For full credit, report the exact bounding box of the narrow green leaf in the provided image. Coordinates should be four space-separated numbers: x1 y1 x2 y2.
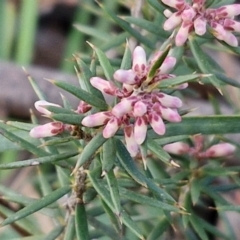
188 36 222 90
87 171 145 239
123 17 166 35
146 138 172 165
148 115 240 138
182 192 191 228
6 121 36 131
76 58 104 99
190 215 209 240
147 0 166 13
63 215 76 240
51 113 84 125
0 205 41 236
190 178 201 205
75 203 90 240
88 215 120 240
74 23 108 41
0 151 78 169
45 225 64 240
120 42 132 70
214 71 240 88
102 138 116 172
147 45 171 80
119 188 179 212
74 133 107 170
216 205 240 212
147 217 170 240
25 68 47 100
83 188 97 203
0 134 22 152
51 80 108 110
0 186 71 226
105 169 121 216
158 74 202 89
88 42 114 81
46 106 76 115
115 139 175 203
100 32 129 52
0 123 48 157
100 199 122 234
99 3 154 49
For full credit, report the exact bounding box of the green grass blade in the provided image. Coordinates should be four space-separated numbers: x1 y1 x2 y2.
15 0 38 64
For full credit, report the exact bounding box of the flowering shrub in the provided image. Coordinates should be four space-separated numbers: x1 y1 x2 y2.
1 0 240 239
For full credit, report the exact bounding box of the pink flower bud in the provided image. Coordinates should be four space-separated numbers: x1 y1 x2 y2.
134 117 148 145
163 12 182 31
111 98 133 118
103 117 120 138
175 22 192 46
114 69 137 85
205 143 236 158
81 112 110 127
76 101 92 113
162 0 185 9
124 125 139 157
181 8 196 22
224 19 240 32
163 142 190 155
90 77 117 95
217 4 240 18
157 93 182 108
159 57 176 74
132 46 147 73
164 9 173 18
194 17 207 36
160 106 181 122
149 112 165 135
212 22 238 47
133 101 147 117
30 122 64 138
35 100 61 115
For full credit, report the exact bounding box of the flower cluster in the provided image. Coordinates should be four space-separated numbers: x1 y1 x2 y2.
162 0 240 46
81 46 186 157
163 135 236 159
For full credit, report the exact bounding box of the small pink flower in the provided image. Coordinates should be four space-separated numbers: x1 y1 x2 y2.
175 22 192 46
163 142 190 155
157 93 183 108
149 112 166 135
111 98 133 118
30 122 64 138
133 101 147 117
76 101 92 114
134 117 148 145
205 143 236 158
81 112 111 127
103 117 120 138
90 77 117 95
160 106 182 122
124 125 139 157
35 100 61 115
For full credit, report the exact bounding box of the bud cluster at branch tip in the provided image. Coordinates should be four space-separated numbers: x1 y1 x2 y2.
162 0 240 46
82 46 187 157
